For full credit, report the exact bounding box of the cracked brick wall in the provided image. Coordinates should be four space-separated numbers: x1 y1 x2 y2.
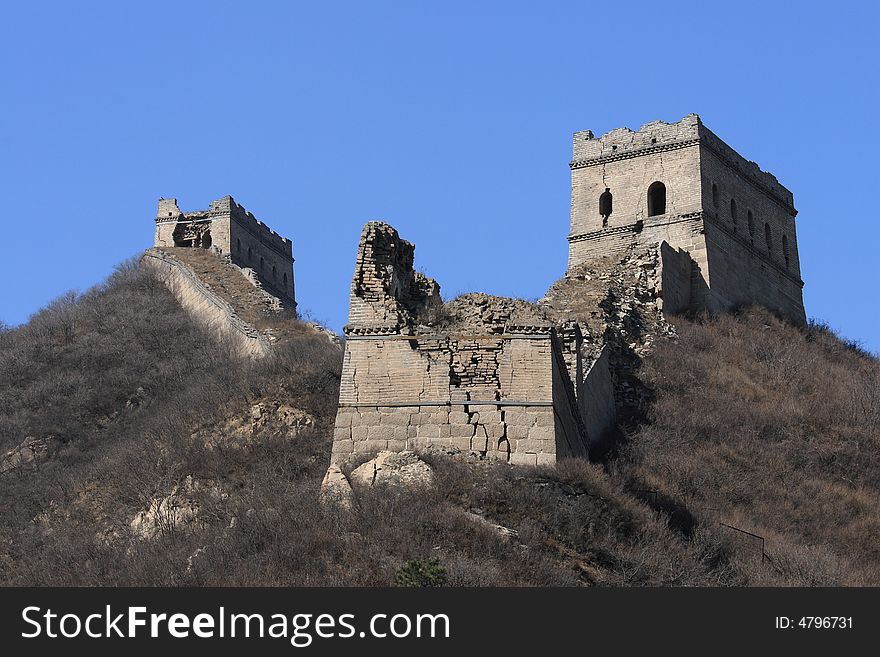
347 222 441 329
331 222 613 467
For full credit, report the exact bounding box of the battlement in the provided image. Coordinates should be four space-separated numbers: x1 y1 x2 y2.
157 196 292 254
699 127 794 211
571 115 793 209
573 114 702 163
225 197 293 257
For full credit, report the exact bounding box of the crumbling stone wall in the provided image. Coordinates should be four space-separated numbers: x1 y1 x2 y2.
331 223 615 467
347 222 441 329
333 332 570 466
142 248 271 358
155 196 296 310
567 114 805 324
542 243 678 418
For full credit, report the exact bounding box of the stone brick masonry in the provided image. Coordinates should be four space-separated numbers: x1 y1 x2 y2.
143 117 807 471
330 223 615 467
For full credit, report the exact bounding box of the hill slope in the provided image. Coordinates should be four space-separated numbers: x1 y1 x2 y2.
610 309 880 584
0 260 877 585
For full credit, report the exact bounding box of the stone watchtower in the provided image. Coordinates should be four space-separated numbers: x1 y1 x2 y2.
568 114 806 324
154 195 296 309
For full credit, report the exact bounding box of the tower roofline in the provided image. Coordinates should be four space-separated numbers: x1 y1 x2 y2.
571 114 794 213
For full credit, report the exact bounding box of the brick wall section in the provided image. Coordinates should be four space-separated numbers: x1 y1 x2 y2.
331 222 616 467
141 248 271 358
346 222 441 328
334 330 564 465
154 196 296 309
567 115 805 324
576 344 615 446
701 222 806 323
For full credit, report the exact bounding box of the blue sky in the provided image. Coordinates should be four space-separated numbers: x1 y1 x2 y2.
1 1 877 352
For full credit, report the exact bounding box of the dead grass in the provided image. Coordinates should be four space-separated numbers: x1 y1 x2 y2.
0 259 717 586
610 307 880 585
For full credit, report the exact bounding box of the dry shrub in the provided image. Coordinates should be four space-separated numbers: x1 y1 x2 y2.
612 307 880 585
3 268 877 587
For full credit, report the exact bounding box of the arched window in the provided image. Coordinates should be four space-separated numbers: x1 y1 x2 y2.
712 183 719 208
236 238 241 253
272 265 277 280
782 234 790 269
247 246 252 261
599 188 612 227
764 223 773 255
647 181 666 216
260 256 265 271
747 210 755 244
730 198 738 232
283 272 288 288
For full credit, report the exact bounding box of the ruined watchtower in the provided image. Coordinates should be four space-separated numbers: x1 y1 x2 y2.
154 195 296 309
327 115 809 472
568 114 805 324
330 223 615 467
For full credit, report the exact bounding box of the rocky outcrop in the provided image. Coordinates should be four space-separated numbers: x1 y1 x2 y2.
319 464 354 510
462 509 519 541
191 399 315 449
0 436 59 474
319 451 434 509
130 476 226 540
349 451 435 488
